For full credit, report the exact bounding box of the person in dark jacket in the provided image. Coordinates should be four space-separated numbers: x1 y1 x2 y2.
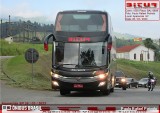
148 71 154 79
148 71 155 91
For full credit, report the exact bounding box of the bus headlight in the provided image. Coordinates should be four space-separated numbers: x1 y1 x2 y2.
121 78 126 82
53 73 60 78
95 73 108 79
98 74 106 79
51 72 62 78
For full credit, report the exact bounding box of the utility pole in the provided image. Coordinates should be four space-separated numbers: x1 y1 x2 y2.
34 25 36 37
23 22 25 42
1 19 2 38
18 21 20 41
27 23 29 41
159 38 160 49
6 21 8 37
9 15 11 36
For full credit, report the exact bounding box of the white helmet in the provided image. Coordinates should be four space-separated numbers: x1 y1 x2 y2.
148 71 153 75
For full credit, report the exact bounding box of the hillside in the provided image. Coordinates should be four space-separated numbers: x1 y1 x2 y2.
113 32 146 40
117 59 160 85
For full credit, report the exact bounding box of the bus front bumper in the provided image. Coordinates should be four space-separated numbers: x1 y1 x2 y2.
52 77 108 91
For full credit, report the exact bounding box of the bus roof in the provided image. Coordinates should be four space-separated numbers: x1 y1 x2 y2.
58 10 109 15
54 10 112 42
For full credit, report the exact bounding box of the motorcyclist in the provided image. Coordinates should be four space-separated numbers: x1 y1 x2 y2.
148 71 155 91
148 71 154 80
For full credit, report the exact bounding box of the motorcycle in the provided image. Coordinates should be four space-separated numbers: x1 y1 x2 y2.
148 79 155 91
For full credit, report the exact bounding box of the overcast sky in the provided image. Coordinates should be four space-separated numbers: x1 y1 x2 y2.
1 0 160 39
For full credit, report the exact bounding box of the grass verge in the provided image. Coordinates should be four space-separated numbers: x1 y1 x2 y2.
1 54 52 90
117 59 160 85
0 39 47 56
1 56 160 90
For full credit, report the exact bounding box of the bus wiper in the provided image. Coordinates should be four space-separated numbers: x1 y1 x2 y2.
80 65 102 68
54 64 77 69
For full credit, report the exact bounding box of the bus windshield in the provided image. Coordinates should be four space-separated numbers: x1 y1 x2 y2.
55 42 107 68
55 13 106 32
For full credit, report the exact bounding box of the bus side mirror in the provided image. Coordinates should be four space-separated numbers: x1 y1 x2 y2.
106 35 112 51
107 42 112 51
44 34 56 51
44 42 48 51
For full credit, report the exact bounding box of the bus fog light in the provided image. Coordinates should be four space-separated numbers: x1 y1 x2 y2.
98 82 106 87
52 81 59 86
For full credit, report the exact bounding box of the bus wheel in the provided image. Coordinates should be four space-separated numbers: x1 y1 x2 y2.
122 87 127 90
101 89 110 95
60 89 70 95
110 87 114 93
100 84 110 95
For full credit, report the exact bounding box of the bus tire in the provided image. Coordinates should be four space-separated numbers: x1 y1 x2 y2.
110 87 114 93
100 84 110 95
101 89 110 95
122 87 127 90
60 89 70 95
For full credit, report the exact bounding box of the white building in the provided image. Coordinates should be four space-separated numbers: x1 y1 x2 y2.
4 36 13 44
117 44 155 61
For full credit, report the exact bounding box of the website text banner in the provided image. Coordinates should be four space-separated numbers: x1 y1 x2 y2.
1 104 160 113
125 0 160 21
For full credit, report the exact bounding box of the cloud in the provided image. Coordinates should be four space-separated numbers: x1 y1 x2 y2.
1 0 159 39
0 2 43 18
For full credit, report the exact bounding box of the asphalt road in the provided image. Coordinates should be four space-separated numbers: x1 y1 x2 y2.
0 56 160 105
1 81 160 104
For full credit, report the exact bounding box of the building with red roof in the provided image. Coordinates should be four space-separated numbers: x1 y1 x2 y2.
116 44 154 61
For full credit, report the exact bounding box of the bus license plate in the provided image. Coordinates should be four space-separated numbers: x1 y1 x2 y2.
74 84 83 88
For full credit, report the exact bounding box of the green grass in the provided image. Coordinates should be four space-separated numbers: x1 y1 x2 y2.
2 54 52 90
0 39 53 90
0 39 49 56
2 57 160 90
117 59 160 85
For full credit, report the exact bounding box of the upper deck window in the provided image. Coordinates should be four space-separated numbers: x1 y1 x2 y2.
55 13 106 32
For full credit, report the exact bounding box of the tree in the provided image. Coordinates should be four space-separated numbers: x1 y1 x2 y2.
143 38 154 61
155 49 160 61
143 38 153 49
143 38 160 61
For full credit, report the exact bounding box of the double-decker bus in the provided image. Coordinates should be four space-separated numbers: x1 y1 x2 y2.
44 10 117 95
